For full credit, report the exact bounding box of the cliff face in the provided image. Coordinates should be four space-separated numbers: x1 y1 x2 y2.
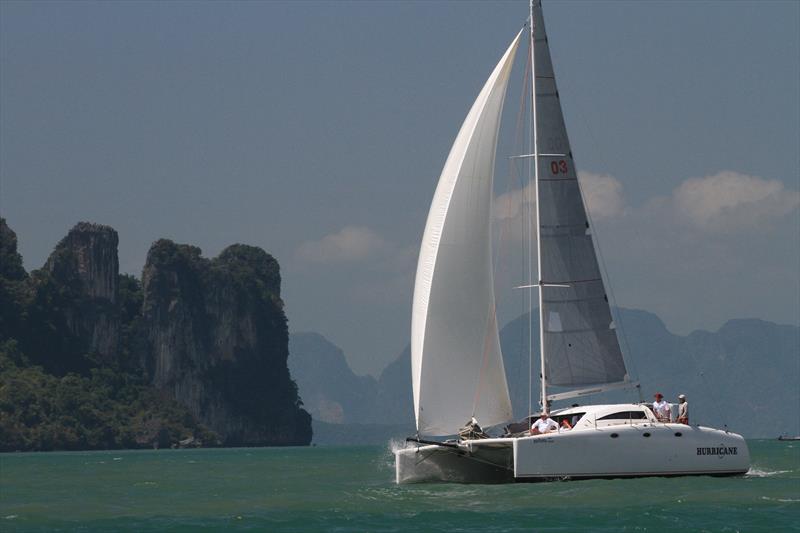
11 222 122 374
141 240 311 446
0 218 27 282
0 219 28 345
45 222 119 304
44 223 120 363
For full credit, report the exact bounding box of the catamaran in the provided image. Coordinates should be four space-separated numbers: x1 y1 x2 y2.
394 0 749 483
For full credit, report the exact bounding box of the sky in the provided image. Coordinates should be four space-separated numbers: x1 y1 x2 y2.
1 0 798 377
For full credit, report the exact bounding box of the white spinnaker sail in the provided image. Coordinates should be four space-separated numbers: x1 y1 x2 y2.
411 32 522 436
532 2 628 389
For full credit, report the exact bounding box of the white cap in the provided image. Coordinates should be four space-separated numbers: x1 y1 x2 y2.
678 394 686 399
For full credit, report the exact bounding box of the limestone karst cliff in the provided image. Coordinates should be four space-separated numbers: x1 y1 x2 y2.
43 222 121 364
45 222 119 304
0 219 27 282
0 219 28 346
5 222 123 375
141 240 311 446
0 219 311 450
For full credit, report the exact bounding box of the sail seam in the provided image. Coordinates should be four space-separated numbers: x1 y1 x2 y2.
540 223 590 229
543 325 612 334
542 296 607 305
540 277 602 284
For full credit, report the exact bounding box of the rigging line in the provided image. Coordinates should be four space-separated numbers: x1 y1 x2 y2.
472 33 532 421
586 193 641 392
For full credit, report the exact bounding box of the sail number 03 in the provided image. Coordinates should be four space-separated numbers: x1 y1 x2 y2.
550 160 569 175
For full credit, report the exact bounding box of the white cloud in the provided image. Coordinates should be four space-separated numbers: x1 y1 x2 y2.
493 169 798 234
291 226 417 331
493 171 625 225
578 172 626 219
578 170 799 335
671 171 800 231
493 182 535 221
296 226 387 263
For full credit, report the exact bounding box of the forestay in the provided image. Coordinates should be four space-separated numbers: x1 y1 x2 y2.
411 32 522 436
531 3 628 390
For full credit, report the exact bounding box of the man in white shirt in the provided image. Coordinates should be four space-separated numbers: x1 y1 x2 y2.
531 413 559 435
652 392 671 422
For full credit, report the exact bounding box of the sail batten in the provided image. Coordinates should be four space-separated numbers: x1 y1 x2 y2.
411 31 522 436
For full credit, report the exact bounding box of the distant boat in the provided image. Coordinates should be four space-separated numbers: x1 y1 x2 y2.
777 435 800 441
394 0 750 483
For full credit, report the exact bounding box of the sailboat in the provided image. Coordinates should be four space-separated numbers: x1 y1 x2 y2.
394 0 750 483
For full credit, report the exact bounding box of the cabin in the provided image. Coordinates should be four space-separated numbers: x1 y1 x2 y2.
505 403 659 436
552 404 659 430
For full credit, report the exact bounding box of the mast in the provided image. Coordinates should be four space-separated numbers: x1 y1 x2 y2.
525 0 631 405
529 0 547 411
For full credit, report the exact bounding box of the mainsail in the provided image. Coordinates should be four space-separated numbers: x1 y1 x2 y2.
411 32 522 436
531 2 628 391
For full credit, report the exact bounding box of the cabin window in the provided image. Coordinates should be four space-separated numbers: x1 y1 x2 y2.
675 432 683 437
598 411 647 421
553 413 585 426
610 433 619 438
643 432 651 437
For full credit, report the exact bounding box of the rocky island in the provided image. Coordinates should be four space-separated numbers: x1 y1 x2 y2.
0 218 311 451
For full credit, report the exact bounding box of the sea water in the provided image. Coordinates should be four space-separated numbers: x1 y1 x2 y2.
1 440 797 531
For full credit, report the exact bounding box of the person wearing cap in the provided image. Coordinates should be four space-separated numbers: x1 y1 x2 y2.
530 412 559 435
677 394 689 424
652 393 671 422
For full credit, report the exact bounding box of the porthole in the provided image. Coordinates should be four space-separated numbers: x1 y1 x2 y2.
643 432 651 438
610 433 619 438
674 432 682 437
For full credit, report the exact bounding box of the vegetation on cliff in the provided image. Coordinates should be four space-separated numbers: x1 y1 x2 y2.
0 340 217 452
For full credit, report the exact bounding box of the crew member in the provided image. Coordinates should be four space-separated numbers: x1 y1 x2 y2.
677 394 689 424
652 393 671 422
531 412 559 435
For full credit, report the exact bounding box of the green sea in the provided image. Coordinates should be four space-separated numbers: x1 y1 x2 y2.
1 440 797 532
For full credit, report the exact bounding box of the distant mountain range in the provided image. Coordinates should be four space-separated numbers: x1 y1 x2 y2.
288 333 410 427
289 309 799 441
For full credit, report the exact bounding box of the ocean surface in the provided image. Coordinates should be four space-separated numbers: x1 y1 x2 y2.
1 440 797 532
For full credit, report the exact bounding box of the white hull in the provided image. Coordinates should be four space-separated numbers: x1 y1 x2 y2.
396 423 749 484
395 441 514 484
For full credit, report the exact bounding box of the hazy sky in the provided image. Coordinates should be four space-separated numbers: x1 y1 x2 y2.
2 1 798 377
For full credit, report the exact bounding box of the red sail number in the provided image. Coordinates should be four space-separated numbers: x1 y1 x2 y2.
550 160 568 175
